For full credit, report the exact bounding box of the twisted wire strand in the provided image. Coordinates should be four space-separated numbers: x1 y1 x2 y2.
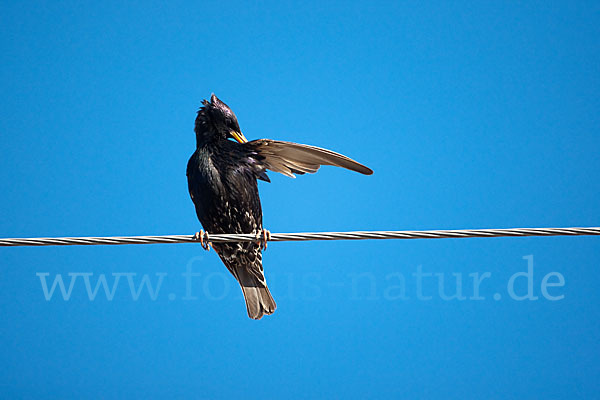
0 227 599 247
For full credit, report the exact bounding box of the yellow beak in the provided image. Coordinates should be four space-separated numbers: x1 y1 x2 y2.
230 130 248 144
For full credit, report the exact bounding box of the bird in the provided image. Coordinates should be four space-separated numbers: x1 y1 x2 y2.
186 94 373 319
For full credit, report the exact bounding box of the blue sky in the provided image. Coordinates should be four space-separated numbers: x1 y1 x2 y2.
1 1 599 398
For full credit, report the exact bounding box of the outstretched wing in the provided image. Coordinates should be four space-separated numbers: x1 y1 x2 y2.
247 139 373 178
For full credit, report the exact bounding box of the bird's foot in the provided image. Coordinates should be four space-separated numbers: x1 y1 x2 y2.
193 230 212 251
256 229 271 251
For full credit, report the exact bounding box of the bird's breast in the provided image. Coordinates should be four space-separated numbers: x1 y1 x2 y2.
187 146 262 234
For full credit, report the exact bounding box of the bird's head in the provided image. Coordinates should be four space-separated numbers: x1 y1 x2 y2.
195 94 248 146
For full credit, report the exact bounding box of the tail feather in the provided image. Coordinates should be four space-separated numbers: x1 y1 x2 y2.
235 266 276 320
213 242 276 319
240 285 276 320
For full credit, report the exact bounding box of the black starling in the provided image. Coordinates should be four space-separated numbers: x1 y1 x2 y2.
186 94 373 319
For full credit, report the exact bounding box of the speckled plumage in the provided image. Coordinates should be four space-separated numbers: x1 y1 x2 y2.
187 94 372 319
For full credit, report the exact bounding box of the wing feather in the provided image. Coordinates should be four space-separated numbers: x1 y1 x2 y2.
248 139 373 177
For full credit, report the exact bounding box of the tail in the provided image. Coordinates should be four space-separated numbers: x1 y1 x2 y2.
214 242 276 320
236 266 277 320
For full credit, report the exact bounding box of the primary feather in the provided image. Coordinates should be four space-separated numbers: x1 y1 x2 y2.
248 139 374 178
